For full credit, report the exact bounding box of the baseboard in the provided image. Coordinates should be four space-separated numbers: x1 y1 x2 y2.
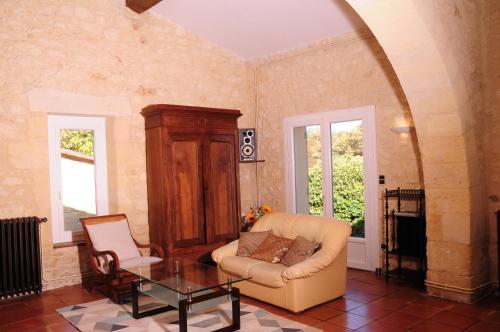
425 280 494 303
42 272 93 291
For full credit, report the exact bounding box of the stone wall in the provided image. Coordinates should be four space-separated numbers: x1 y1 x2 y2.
413 0 489 296
2 0 422 289
0 0 256 289
346 0 496 301
253 31 423 262
2 0 497 299
483 0 500 286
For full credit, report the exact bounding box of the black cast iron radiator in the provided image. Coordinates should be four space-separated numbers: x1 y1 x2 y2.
0 216 47 298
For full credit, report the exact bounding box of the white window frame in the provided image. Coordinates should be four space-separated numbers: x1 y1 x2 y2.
283 105 379 271
48 115 109 244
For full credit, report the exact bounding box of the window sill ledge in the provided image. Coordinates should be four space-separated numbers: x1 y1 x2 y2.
53 240 86 249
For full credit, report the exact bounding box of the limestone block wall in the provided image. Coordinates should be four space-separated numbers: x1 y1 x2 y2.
346 0 494 301
483 0 500 286
0 0 256 289
253 31 423 256
412 0 489 294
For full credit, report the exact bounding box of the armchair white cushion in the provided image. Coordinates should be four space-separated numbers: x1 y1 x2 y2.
212 212 351 312
86 219 141 266
98 256 163 274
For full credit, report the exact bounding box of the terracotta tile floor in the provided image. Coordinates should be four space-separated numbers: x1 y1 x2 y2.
0 269 499 331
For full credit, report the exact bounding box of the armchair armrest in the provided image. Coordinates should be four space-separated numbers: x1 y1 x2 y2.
134 240 165 258
88 246 121 274
212 240 239 263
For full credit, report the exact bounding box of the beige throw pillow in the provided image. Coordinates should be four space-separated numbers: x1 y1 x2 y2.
251 233 294 263
236 231 271 257
281 236 320 267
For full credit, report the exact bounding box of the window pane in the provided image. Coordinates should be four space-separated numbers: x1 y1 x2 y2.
331 120 365 237
293 125 323 215
60 129 96 232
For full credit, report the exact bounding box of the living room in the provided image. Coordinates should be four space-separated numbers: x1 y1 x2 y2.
0 0 499 331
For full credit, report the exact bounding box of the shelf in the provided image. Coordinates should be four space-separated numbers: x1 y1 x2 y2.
384 187 426 286
394 212 420 218
385 188 425 198
386 268 426 285
387 249 425 259
239 160 265 164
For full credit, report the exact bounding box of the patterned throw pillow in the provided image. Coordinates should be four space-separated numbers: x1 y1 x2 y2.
281 236 320 267
236 231 271 257
250 233 294 263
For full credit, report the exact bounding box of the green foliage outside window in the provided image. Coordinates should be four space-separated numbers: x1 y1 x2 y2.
332 126 363 157
308 163 323 216
307 124 365 237
332 155 365 237
60 129 95 157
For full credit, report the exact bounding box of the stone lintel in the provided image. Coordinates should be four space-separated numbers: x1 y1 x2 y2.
27 88 132 116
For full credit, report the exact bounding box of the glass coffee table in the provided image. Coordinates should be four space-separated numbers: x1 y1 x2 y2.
122 258 250 332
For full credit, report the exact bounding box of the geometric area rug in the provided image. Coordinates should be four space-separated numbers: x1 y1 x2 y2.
57 298 321 332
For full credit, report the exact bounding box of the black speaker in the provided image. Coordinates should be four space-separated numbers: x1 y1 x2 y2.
238 128 257 161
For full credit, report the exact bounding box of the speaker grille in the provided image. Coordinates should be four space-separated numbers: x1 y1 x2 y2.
238 128 257 161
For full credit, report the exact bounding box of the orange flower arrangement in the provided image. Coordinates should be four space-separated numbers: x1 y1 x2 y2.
242 204 273 231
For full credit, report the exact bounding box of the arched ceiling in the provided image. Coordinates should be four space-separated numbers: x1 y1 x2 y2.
150 0 365 59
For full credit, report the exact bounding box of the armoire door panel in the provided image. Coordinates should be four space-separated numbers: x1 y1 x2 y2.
204 135 238 243
169 135 205 248
144 127 166 249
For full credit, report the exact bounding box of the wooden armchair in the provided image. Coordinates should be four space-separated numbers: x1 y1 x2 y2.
80 214 164 303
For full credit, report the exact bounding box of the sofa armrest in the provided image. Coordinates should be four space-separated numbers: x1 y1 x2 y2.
282 242 348 280
212 240 239 263
281 253 329 280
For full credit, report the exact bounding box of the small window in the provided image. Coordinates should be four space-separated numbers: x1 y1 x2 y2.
48 115 109 244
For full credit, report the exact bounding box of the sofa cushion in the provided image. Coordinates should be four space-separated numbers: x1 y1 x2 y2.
251 233 293 263
220 256 265 277
236 231 271 257
247 262 287 287
281 236 320 267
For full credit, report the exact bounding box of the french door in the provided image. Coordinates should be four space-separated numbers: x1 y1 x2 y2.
284 106 379 270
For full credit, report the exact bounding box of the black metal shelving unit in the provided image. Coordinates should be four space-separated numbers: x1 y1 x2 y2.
383 188 426 283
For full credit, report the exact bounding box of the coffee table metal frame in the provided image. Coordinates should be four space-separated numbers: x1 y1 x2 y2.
126 260 243 332
131 280 240 332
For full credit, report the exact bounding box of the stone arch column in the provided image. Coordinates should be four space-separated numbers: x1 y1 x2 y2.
346 0 487 302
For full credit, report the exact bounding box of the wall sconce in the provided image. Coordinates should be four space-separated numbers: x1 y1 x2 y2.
390 126 412 134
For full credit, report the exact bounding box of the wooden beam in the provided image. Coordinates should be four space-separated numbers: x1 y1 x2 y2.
126 0 162 14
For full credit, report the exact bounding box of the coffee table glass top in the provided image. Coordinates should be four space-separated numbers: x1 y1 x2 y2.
121 257 249 296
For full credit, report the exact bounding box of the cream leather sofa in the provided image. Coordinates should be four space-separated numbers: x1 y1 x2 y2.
212 212 351 313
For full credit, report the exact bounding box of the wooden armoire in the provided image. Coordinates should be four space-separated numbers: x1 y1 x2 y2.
141 104 242 260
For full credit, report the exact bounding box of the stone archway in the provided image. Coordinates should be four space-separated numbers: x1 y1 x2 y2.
346 0 488 302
